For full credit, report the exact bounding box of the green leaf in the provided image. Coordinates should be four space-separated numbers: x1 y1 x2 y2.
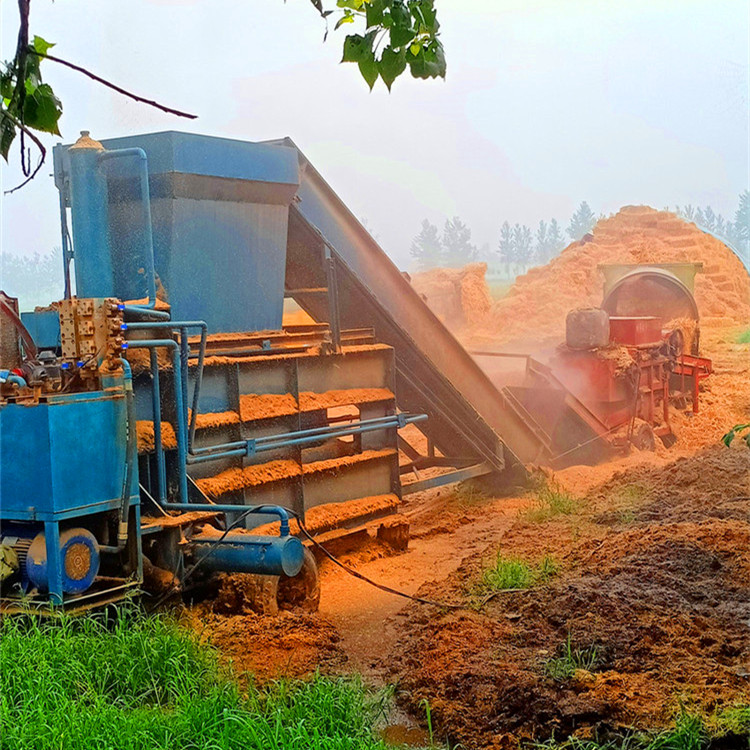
378 46 406 90
365 0 385 28
407 39 445 79
416 0 437 29
31 36 55 57
342 33 366 62
336 0 364 8
388 0 414 47
722 423 750 447
389 22 414 48
1 72 14 100
358 50 379 89
23 83 62 135
341 31 376 63
335 13 356 29
0 116 16 161
390 0 410 26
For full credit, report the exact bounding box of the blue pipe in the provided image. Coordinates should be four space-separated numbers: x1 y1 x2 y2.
163 503 292 536
0 370 27 388
189 532 304 577
121 305 171 321
187 413 427 464
124 320 208 454
125 339 188 505
100 360 137 553
149 349 168 504
58 186 73 299
189 413 404 455
117 359 136 545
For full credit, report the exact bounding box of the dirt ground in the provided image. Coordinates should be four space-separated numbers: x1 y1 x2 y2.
189 317 748 746
388 443 749 749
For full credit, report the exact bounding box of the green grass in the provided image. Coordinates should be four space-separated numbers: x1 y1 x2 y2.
543 634 600 682
530 709 716 750
710 704 750 736
0 608 390 750
523 478 579 523
736 327 750 344
480 554 559 593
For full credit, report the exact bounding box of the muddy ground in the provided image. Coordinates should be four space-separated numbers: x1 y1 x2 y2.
188 324 749 746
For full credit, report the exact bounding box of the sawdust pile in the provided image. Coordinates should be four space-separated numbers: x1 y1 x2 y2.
136 420 177 453
670 326 750 450
482 206 750 344
189 611 346 683
411 262 492 329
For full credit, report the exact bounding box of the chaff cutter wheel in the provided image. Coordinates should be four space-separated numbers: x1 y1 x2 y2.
630 420 656 452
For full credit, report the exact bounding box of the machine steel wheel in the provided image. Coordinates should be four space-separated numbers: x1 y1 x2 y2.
631 421 656 451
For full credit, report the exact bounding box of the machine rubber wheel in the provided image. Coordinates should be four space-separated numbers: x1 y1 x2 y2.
277 547 320 614
631 421 656 451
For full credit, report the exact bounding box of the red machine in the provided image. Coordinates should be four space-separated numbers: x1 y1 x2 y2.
494 264 712 467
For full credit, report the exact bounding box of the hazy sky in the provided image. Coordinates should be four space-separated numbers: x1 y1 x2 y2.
0 0 748 271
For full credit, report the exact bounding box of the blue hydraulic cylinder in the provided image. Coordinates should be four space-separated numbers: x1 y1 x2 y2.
67 131 114 298
189 531 304 577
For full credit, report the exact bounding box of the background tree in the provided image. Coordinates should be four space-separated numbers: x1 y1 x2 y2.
566 201 597 241
547 218 566 257
714 214 726 237
734 190 749 250
681 204 695 221
512 223 533 273
1 249 61 308
534 220 549 265
703 205 716 232
441 217 476 267
694 206 706 227
410 219 443 270
1 0 445 191
497 221 515 274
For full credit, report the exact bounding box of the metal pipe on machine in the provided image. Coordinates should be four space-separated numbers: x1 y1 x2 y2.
187 530 305 577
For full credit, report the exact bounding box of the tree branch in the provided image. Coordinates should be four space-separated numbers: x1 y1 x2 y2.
14 0 31 176
28 51 198 120
0 109 46 194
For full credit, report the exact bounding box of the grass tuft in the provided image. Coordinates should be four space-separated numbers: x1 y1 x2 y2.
543 634 600 681
642 710 707 750
523 477 579 523
736 328 750 344
529 707 743 749
712 704 750 735
481 554 559 593
0 606 390 750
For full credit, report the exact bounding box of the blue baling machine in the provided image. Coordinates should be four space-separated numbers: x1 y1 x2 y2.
1 127 539 612
0 130 431 612
0 132 323 611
